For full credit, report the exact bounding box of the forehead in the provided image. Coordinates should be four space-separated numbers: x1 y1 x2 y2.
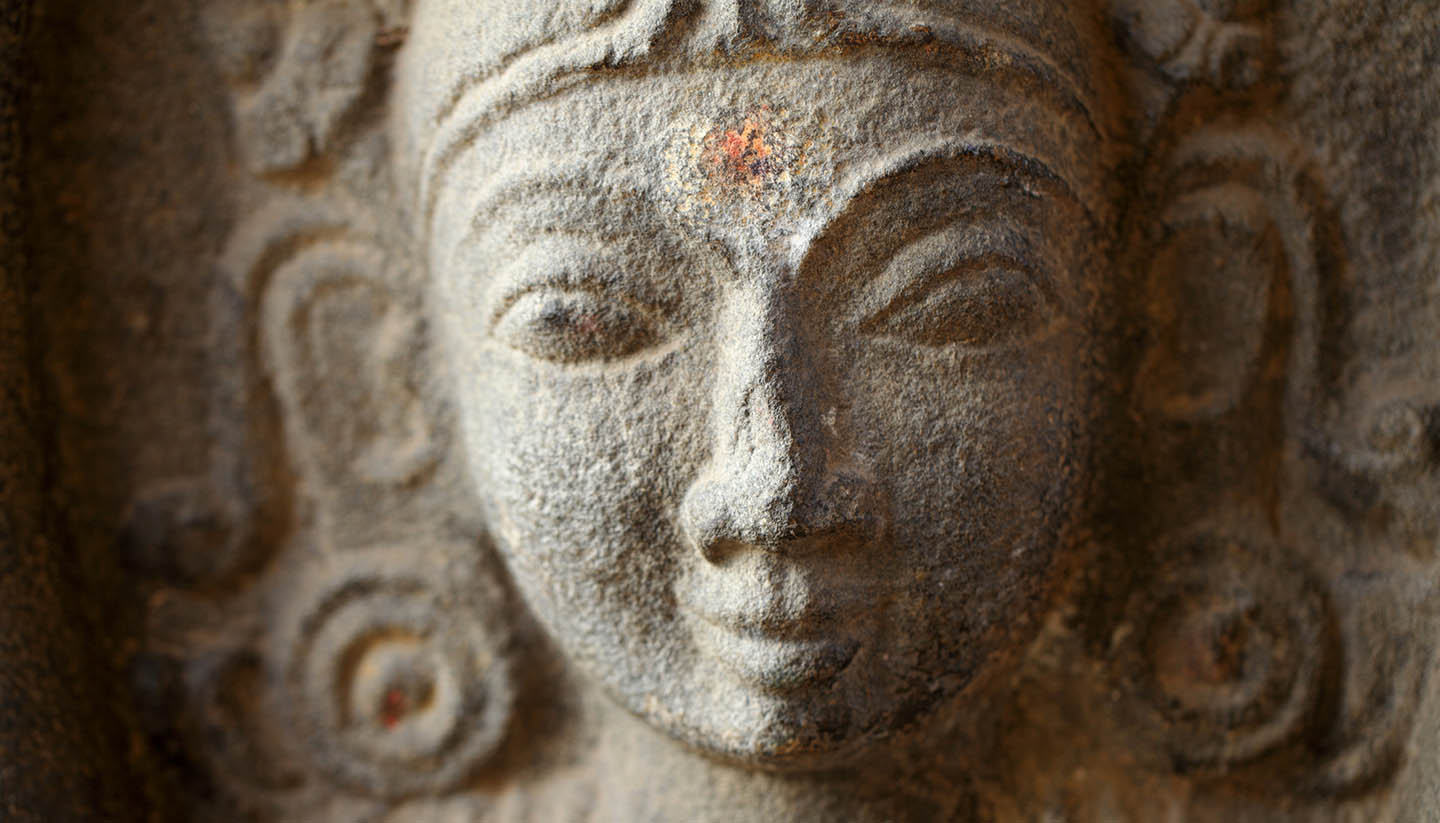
427 57 1113 258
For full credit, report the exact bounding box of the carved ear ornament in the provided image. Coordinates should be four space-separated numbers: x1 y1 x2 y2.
128 193 518 814
271 546 516 799
202 0 406 175
1109 514 1430 798
1111 521 1334 778
150 544 517 813
1111 0 1274 91
1120 119 1436 800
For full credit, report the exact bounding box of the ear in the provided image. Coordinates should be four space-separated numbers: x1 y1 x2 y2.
198 197 447 552
1131 129 1318 425
246 200 445 547
117 198 442 577
261 240 438 486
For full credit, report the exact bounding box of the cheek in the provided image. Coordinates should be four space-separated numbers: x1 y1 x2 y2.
453 342 706 593
845 330 1086 576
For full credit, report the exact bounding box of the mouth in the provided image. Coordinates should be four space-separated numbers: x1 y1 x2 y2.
676 555 876 694
684 614 861 693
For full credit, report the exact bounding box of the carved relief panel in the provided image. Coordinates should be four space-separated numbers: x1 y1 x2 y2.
23 0 1440 821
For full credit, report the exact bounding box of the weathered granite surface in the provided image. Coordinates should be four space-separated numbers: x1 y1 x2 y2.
4 0 1439 820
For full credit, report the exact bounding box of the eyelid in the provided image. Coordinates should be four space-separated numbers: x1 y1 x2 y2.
488 280 665 336
858 252 1032 331
492 287 666 364
482 240 625 331
846 222 1041 326
480 240 680 365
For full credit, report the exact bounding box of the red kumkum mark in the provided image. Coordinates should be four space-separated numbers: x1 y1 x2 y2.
704 109 781 188
380 688 408 729
575 313 602 336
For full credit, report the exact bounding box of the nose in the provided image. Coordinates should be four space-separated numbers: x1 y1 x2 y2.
679 286 881 562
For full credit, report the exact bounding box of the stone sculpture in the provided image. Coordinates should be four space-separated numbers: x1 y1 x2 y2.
5 0 1439 820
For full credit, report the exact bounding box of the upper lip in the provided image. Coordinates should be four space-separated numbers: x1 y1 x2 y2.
675 552 880 641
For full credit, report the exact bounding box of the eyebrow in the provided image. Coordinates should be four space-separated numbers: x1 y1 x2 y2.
452 139 1100 264
455 162 637 247
832 139 1100 231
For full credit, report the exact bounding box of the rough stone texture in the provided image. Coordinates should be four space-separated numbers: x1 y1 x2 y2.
7 0 1440 820
0 0 155 819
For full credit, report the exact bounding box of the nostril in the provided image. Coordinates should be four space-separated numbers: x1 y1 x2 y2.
680 473 791 562
680 467 884 563
698 537 750 566
679 477 728 561
778 471 885 548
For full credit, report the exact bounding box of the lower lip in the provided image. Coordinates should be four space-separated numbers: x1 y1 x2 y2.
686 615 860 694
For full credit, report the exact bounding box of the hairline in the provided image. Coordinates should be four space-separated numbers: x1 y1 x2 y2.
413 32 1111 248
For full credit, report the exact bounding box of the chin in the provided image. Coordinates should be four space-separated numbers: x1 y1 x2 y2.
631 657 966 773
668 709 876 772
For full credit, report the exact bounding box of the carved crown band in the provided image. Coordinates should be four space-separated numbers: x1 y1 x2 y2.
397 0 1117 237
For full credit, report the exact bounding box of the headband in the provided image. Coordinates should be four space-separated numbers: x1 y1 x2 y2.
393 0 1119 235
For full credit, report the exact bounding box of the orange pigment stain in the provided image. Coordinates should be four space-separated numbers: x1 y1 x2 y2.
380 688 408 729
703 109 781 188
575 313 602 336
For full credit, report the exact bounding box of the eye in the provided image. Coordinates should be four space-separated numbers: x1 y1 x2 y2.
859 255 1047 348
493 287 661 364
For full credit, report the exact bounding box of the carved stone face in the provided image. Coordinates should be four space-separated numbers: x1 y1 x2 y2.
421 55 1109 766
